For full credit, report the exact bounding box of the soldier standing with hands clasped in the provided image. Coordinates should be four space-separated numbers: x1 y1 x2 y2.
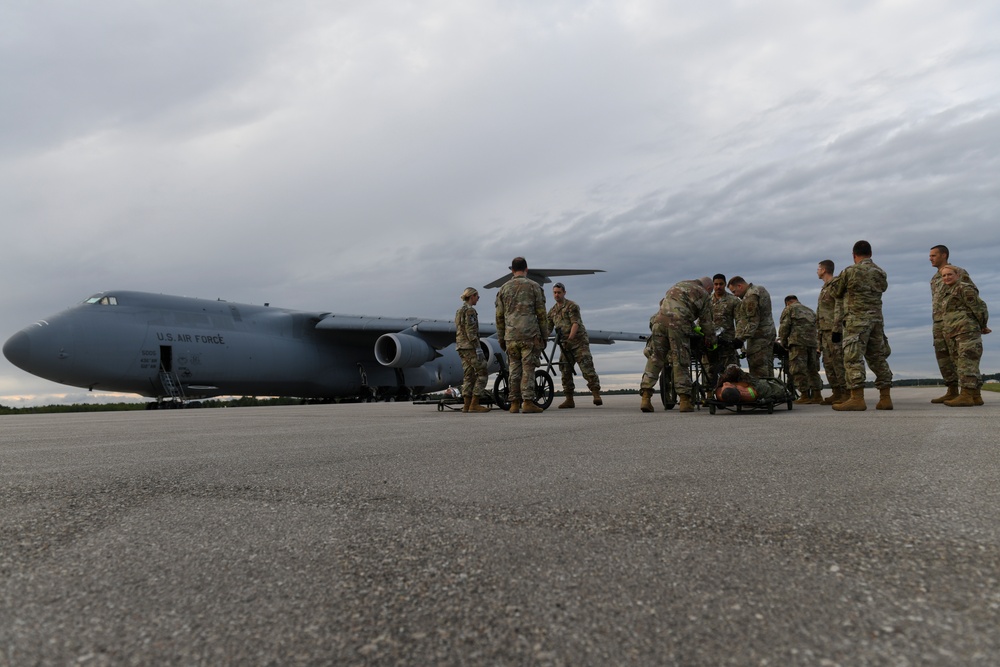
928 245 979 404
455 287 490 413
936 264 990 407
496 257 550 414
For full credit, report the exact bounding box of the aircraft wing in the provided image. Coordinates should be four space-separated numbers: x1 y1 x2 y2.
314 314 497 347
313 315 640 343
586 329 649 344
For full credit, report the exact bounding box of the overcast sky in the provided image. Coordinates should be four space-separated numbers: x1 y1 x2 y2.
2 0 998 406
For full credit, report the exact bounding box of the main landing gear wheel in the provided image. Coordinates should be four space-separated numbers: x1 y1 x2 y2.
493 369 555 411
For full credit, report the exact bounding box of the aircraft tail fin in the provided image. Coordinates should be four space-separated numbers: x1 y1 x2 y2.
483 268 605 289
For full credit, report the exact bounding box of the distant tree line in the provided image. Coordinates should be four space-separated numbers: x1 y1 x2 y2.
4 375 998 415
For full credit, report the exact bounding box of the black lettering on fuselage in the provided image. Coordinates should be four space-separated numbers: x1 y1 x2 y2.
155 332 226 345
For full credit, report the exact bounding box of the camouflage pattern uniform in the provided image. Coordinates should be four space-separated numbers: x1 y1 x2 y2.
734 284 777 379
639 281 713 396
547 298 600 395
715 365 788 402
706 291 740 386
778 302 823 395
496 277 549 402
931 266 978 386
817 278 845 394
640 305 668 392
829 258 892 390
938 280 989 390
455 302 488 399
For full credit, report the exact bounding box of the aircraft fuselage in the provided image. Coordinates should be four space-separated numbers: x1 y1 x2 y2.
3 291 475 400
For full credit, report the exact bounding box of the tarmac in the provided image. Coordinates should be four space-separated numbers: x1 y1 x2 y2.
1 387 998 666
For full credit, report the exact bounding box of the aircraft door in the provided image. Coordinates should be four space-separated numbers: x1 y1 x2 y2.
160 345 172 372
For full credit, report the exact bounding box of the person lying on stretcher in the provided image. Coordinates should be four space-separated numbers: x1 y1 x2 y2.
714 364 788 404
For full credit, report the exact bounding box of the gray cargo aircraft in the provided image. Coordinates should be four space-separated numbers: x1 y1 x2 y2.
3 271 644 405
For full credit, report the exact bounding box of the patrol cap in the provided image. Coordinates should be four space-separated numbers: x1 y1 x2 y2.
461 287 479 300
553 282 565 290
510 257 527 271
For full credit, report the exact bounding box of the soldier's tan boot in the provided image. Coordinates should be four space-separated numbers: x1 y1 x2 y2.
461 396 471 413
557 392 575 409
931 385 958 404
468 396 490 413
811 390 826 405
875 387 893 410
521 401 544 414
831 387 852 407
822 388 840 405
973 388 984 406
639 389 654 413
794 390 812 405
944 388 976 407
508 400 521 414
678 394 694 413
832 388 867 411
592 389 603 406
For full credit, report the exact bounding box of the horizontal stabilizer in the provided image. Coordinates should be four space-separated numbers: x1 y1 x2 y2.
484 268 605 289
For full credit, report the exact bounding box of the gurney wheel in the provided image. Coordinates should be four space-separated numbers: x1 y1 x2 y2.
767 402 774 414
492 374 510 411
659 365 676 409
709 403 716 415
533 370 555 410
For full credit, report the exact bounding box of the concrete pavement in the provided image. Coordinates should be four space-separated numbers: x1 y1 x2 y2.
2 388 998 665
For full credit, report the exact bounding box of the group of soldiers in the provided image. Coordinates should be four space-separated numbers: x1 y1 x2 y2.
638 240 990 413
455 257 603 414
455 245 990 414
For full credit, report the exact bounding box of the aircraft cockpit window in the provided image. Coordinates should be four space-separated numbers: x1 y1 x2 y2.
84 296 118 306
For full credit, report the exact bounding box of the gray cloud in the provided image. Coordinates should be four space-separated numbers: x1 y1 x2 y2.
2 0 998 404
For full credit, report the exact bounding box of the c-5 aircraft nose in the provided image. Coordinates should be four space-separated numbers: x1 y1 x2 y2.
3 330 31 370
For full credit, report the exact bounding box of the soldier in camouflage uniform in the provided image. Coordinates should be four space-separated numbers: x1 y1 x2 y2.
495 257 550 414
705 273 740 389
727 277 777 379
639 278 715 413
714 364 789 404
929 245 979 404
817 260 846 405
639 300 668 412
455 287 490 413
830 240 893 411
547 282 602 408
778 295 824 404
937 264 990 407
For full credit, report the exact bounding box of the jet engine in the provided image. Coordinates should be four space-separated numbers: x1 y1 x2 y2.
374 333 437 368
479 337 506 375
